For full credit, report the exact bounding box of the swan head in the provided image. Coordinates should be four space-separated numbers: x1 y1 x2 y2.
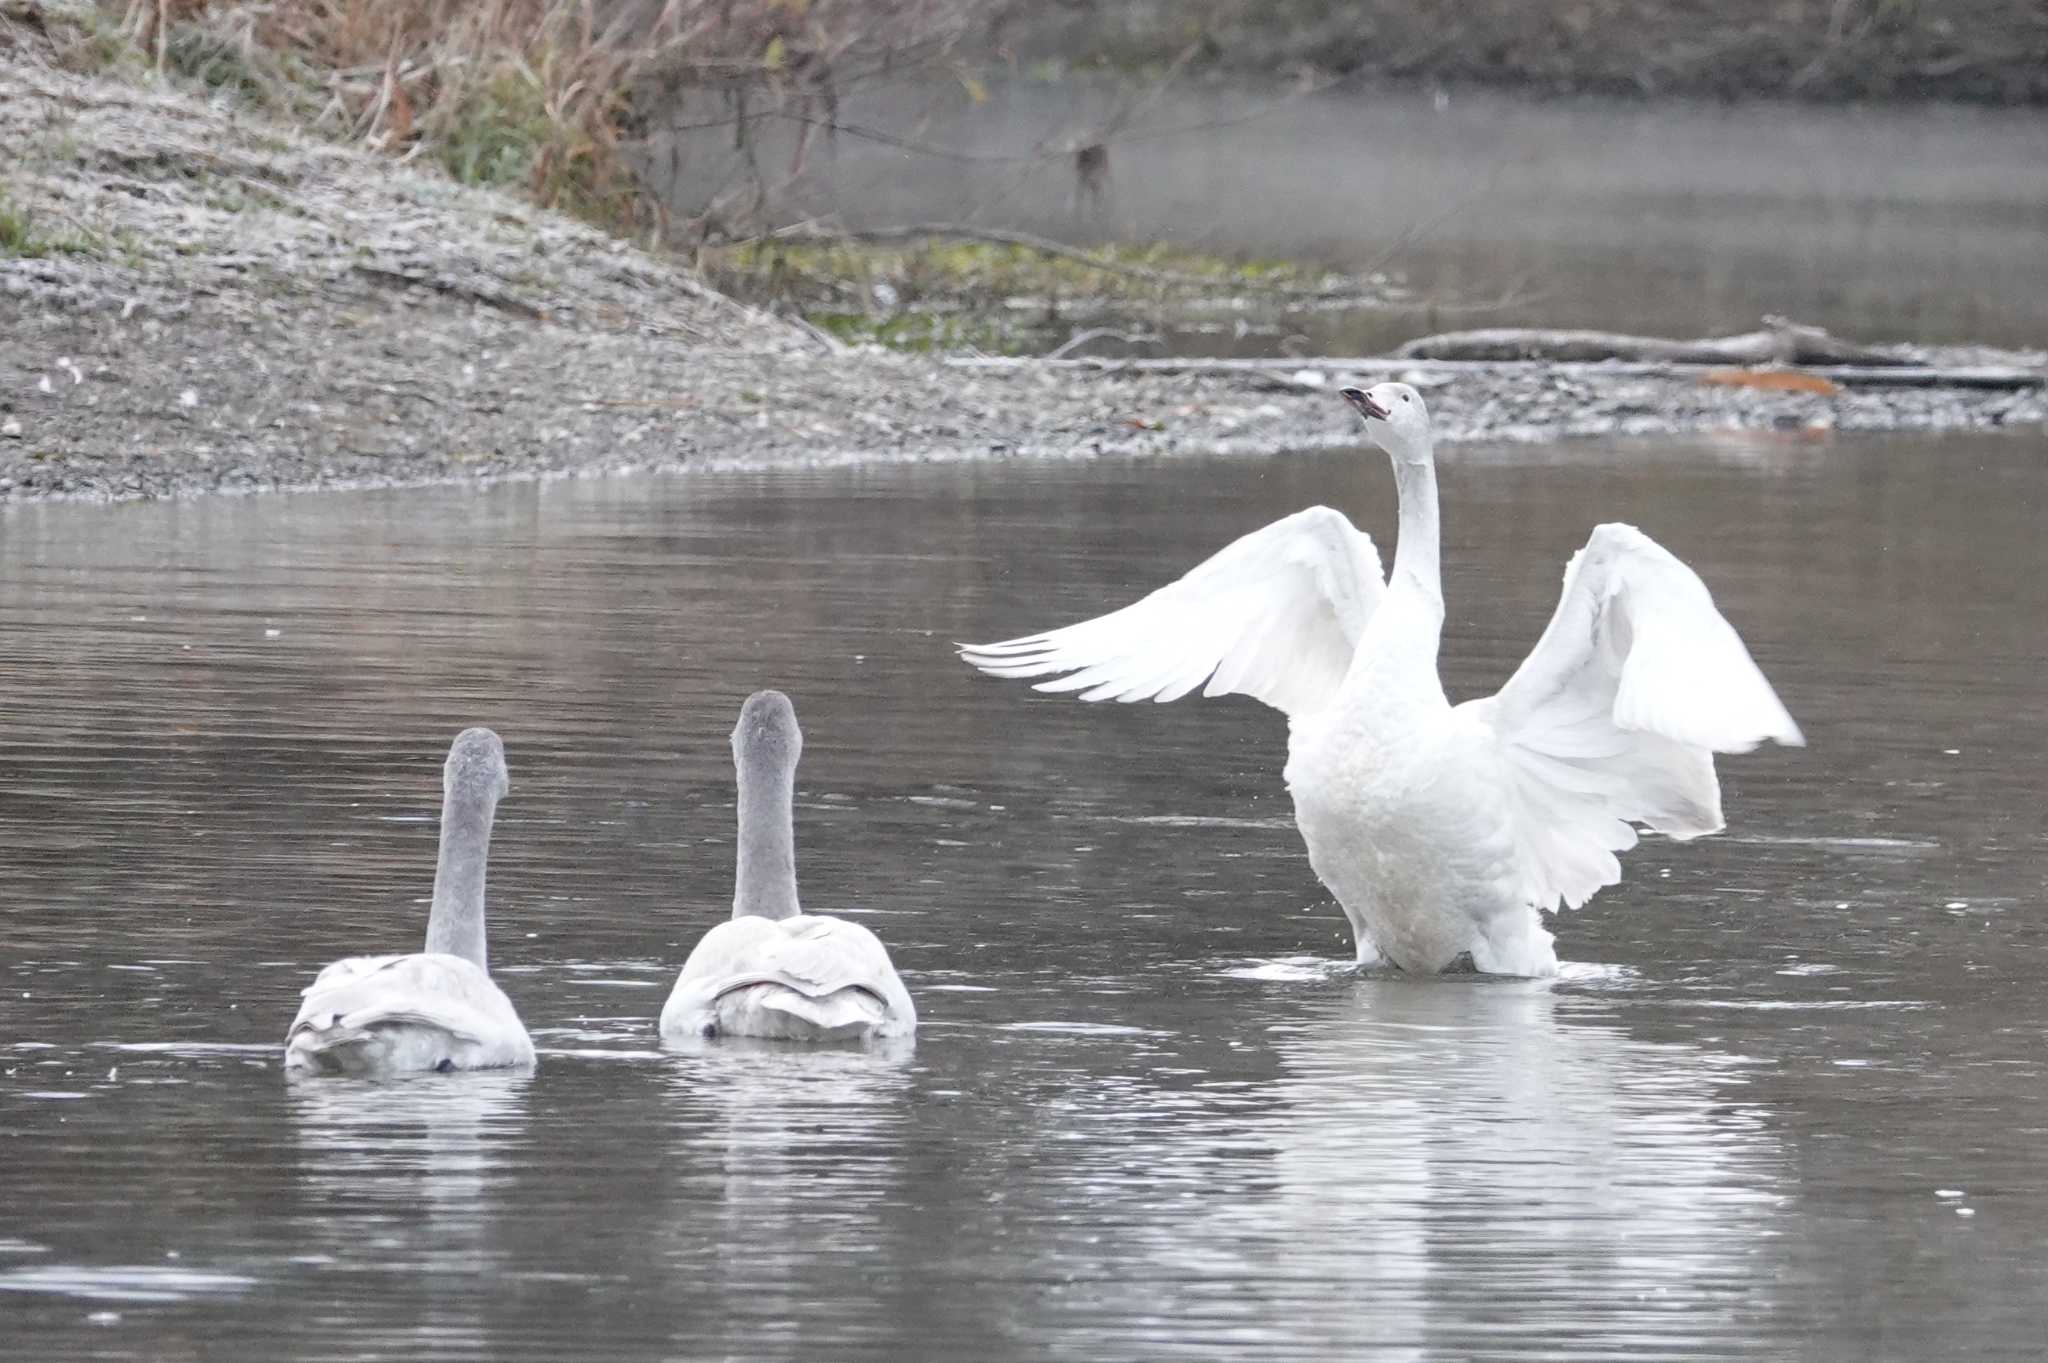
1341 382 1432 466
733 689 803 775
444 727 509 803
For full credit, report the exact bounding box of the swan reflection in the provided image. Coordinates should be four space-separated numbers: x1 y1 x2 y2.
653 1040 915 1352
285 1070 534 1303
1265 981 1779 1353
1022 978 1785 1357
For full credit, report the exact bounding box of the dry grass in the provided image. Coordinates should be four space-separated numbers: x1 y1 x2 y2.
86 0 1003 235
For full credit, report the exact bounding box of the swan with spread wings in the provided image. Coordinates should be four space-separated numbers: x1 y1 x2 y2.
961 384 1803 977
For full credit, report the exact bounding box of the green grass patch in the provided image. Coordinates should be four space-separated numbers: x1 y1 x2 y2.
437 68 555 190
701 235 1343 355
0 191 101 260
809 310 1021 355
711 237 1328 309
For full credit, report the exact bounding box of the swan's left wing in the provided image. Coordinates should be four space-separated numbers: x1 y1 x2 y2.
959 505 1385 718
1462 523 1803 913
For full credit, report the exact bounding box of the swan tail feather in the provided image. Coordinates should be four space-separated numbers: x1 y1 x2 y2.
713 982 890 1043
285 1004 508 1074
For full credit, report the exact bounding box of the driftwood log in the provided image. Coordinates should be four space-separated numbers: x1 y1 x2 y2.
1395 316 1909 366
944 354 2045 391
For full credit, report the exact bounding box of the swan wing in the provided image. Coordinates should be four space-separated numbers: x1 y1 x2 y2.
663 916 916 1037
1465 523 1803 913
773 917 908 1000
703 916 903 998
959 506 1385 718
286 952 533 1070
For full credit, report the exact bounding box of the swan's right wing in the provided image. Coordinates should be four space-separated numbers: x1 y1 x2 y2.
959 506 1385 718
1464 523 1803 914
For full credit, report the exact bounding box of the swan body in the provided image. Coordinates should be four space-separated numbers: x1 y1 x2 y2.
660 691 916 1043
285 728 535 1074
661 914 915 1042
287 952 534 1074
962 383 1802 977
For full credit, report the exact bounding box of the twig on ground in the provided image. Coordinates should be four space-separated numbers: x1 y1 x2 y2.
350 264 547 321
783 312 849 355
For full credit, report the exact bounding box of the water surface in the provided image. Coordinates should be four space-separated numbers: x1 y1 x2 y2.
2 428 2046 1358
646 81 2048 353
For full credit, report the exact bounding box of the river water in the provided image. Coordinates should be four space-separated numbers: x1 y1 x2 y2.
646 81 2048 355
2 427 2046 1359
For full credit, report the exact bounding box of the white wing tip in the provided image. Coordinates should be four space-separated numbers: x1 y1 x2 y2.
1730 699 1806 751
959 640 1063 681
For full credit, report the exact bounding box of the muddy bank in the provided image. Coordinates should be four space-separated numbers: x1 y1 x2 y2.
3 51 2043 506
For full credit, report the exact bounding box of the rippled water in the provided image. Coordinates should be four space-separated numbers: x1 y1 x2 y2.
3 429 2046 1359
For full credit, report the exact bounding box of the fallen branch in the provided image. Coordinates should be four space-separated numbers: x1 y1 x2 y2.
1395 316 1910 366
350 264 547 321
1045 327 1162 360
943 354 2045 391
781 311 849 356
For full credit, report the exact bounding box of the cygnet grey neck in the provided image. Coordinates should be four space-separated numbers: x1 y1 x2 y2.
424 763 503 969
733 736 801 922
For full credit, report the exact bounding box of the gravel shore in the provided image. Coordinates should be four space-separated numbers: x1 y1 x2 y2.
3 52 2043 506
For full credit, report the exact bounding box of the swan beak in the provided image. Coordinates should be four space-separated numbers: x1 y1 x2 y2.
1341 387 1389 420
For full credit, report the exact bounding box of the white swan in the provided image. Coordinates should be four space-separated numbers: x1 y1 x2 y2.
285 728 535 1074
961 383 1804 977
660 691 917 1043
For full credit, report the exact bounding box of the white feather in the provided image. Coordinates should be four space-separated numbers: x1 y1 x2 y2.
1465 523 1805 915
959 505 1385 718
962 384 1803 977
285 952 534 1076
660 915 917 1044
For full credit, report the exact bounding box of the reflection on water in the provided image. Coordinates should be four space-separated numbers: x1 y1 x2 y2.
2 426 2047 1357
655 1043 916 1359
1242 984 1779 1357
286 1072 536 1354
0 1264 258 1305
287 1070 534 1224
952 981 1783 1361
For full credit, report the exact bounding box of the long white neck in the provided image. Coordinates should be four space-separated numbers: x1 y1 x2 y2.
424 779 497 969
1339 452 1448 710
1389 457 1443 606
734 750 800 921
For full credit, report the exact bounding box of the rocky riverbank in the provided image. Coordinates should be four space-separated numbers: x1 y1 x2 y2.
3 46 2043 506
